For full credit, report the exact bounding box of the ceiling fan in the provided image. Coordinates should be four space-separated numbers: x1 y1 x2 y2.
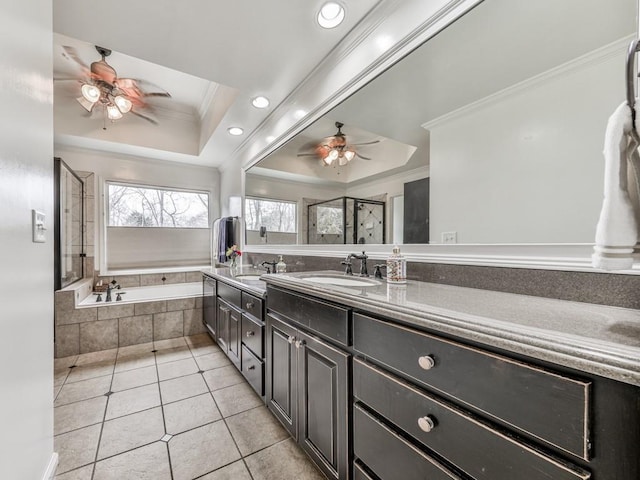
297 122 380 166
59 45 171 127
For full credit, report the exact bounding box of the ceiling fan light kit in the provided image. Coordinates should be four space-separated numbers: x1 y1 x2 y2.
65 44 170 128
303 121 377 167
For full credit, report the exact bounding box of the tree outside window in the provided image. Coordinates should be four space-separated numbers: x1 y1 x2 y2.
108 183 209 228
245 197 296 233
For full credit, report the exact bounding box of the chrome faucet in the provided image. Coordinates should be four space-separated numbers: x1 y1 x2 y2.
105 280 120 302
344 251 368 277
260 260 277 274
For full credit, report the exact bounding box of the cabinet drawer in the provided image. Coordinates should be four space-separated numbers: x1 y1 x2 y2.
241 291 263 320
267 286 350 346
218 281 241 309
354 359 590 480
354 404 462 480
241 314 264 358
241 345 264 396
353 314 591 459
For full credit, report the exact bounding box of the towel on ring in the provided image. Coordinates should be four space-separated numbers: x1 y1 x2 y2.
592 101 640 270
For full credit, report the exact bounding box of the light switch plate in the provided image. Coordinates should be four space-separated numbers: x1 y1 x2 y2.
32 210 46 243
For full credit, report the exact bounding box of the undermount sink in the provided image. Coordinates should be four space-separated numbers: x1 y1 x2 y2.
232 274 264 280
300 275 380 287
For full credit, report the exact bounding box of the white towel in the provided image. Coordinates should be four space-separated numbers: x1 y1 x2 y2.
592 102 640 270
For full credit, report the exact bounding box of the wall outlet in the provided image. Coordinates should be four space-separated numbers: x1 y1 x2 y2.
441 231 457 244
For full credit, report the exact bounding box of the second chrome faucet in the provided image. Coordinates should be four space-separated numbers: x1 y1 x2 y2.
342 251 368 276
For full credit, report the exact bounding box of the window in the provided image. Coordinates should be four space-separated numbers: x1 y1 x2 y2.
105 182 211 270
245 197 297 233
108 183 209 228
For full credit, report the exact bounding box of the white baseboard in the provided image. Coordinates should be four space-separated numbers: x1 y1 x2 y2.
42 452 58 480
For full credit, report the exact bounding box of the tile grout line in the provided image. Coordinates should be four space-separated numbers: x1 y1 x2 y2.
153 340 175 480
88 346 118 480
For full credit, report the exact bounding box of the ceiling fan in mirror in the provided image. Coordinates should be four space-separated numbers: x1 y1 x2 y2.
297 121 380 166
58 45 171 129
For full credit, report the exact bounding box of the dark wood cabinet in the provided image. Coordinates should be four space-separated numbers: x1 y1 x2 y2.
204 273 266 397
266 313 350 480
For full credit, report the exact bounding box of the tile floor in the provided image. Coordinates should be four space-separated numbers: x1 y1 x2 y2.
54 334 326 480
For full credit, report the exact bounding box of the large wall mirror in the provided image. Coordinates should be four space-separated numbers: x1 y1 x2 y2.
245 0 636 251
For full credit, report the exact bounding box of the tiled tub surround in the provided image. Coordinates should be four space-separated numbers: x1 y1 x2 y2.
243 252 640 309
53 334 324 480
55 278 206 358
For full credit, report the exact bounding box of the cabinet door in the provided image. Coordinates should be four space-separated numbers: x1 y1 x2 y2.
228 306 241 368
216 300 230 354
266 314 298 438
297 330 350 480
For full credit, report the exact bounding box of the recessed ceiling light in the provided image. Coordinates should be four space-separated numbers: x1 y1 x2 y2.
228 127 244 136
294 109 307 120
266 135 276 143
317 2 345 29
252 96 270 109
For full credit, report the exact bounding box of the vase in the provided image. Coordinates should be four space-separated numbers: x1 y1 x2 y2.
230 256 238 272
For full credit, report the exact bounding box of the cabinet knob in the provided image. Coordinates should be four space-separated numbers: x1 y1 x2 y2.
246 302 254 309
295 339 306 349
248 365 256 371
246 331 255 338
418 355 435 370
418 415 436 433
287 336 295 344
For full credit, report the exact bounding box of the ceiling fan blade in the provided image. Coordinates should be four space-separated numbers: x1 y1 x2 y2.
62 46 89 70
356 152 372 161
130 110 159 125
351 139 380 146
144 92 172 98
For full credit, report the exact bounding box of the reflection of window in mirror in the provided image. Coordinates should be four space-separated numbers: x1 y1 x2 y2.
245 197 297 245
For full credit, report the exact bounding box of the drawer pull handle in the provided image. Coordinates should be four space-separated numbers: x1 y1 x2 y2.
418 415 436 433
287 336 295 344
246 302 254 309
248 365 256 370
295 339 306 349
418 355 435 370
246 331 255 337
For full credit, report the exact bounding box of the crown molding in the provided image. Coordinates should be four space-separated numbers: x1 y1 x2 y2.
422 35 634 130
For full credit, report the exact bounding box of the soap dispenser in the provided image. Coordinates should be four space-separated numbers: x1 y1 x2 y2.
386 245 406 283
276 255 287 273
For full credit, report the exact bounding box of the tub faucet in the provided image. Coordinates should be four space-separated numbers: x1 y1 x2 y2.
105 282 120 302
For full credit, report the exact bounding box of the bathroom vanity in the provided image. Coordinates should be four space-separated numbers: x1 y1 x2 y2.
202 269 267 397
261 272 640 480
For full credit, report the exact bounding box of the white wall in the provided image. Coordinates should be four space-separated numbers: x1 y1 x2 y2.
0 1 55 479
428 50 622 244
54 146 220 273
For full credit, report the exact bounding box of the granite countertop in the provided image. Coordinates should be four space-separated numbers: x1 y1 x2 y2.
262 271 640 387
202 267 267 297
